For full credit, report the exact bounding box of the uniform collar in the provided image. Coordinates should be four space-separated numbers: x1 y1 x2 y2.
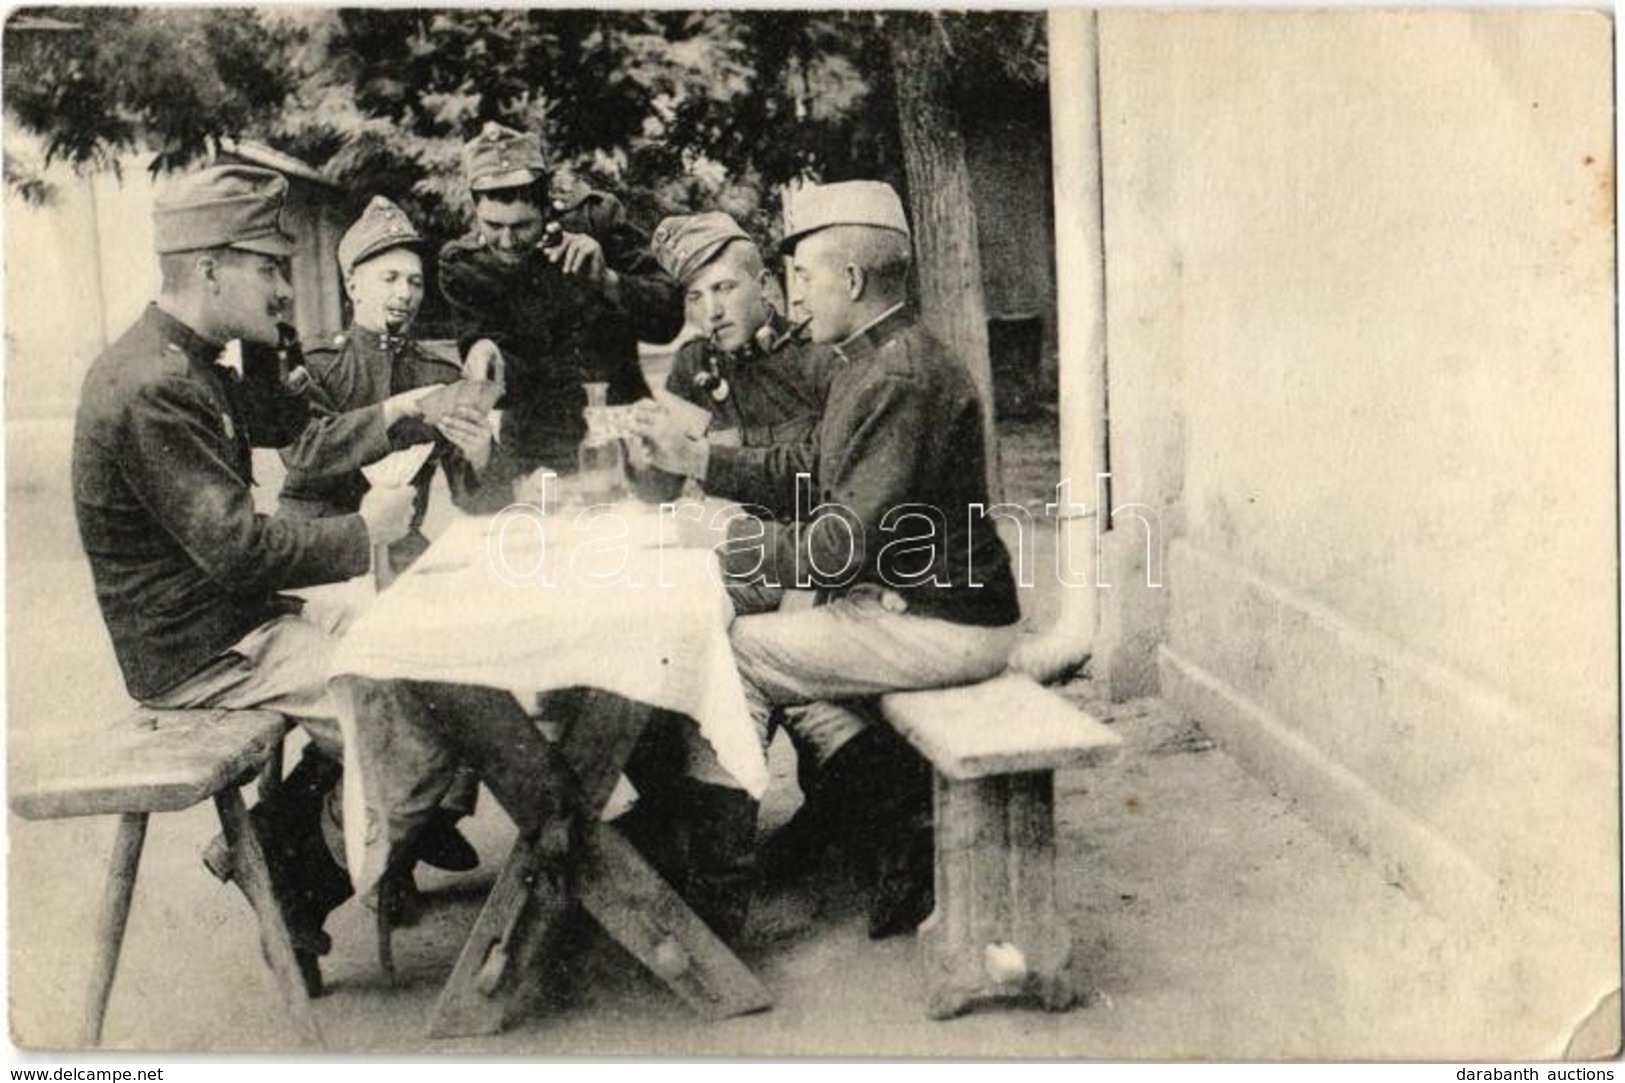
705 309 793 370
833 302 911 365
148 303 224 366
351 323 413 356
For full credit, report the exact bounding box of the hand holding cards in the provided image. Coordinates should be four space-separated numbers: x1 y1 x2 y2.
416 378 503 426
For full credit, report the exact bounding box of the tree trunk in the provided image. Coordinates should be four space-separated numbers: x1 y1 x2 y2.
889 12 1002 499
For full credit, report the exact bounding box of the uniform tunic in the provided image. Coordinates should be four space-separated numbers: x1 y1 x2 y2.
73 305 373 700
646 313 834 504
438 190 684 511
705 306 1020 629
278 326 463 570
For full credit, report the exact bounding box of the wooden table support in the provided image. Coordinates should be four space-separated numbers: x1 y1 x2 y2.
427 690 771 1038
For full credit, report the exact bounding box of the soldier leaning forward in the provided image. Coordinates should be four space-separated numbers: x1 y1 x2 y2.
437 122 684 510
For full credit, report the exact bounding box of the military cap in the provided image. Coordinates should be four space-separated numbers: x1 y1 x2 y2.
152 165 295 257
779 180 910 254
338 196 424 275
650 211 753 286
463 121 547 192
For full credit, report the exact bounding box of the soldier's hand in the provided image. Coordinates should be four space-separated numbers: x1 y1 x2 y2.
545 231 608 289
630 401 707 478
359 484 415 546
463 339 506 387
437 404 493 474
382 383 441 428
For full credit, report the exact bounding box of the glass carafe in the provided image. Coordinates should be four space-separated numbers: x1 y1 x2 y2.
577 381 627 505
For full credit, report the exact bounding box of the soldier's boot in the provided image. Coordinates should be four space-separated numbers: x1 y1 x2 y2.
778 725 936 940
856 732 936 940
612 708 697 890
677 781 760 947
204 745 352 996
611 787 691 891
757 731 839 886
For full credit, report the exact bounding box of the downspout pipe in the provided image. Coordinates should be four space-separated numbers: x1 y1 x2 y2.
1008 8 1108 683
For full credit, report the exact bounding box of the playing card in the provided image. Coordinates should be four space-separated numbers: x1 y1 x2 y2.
652 389 714 439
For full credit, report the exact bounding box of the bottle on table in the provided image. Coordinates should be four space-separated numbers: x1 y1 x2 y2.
577 381 627 506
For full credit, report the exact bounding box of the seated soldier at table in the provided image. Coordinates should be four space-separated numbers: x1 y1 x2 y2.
633 181 1022 939
631 210 831 507
71 165 426 995
275 195 486 898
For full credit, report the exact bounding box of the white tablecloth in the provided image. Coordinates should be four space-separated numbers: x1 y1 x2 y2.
328 505 765 892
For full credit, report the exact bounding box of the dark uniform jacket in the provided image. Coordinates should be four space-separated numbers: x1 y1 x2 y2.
73 304 372 700
278 326 463 570
438 190 684 512
705 306 1020 629
645 312 834 504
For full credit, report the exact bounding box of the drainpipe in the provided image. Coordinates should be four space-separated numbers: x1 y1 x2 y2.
1008 8 1108 683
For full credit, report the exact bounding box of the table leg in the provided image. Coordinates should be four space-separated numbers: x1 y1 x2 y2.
82 812 147 1046
426 687 648 1038
426 687 772 1037
214 789 325 1048
578 824 772 1019
427 833 573 1038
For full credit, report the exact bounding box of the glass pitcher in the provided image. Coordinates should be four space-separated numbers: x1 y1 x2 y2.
577 381 627 505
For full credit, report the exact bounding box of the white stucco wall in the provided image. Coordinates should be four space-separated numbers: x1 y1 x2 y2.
1097 10 1616 1051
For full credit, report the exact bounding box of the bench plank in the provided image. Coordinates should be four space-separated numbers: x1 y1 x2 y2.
881 674 1121 780
11 708 289 819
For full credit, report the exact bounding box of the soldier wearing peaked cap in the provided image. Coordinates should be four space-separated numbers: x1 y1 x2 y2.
635 180 1021 942
435 121 684 511
633 210 833 505
71 165 435 995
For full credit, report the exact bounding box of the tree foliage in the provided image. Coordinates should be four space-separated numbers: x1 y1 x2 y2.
4 8 1045 244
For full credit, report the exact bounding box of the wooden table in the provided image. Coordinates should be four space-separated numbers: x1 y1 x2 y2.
329 508 772 1036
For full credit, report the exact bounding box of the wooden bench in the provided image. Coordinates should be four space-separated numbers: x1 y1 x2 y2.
880 673 1121 1020
10 708 320 1047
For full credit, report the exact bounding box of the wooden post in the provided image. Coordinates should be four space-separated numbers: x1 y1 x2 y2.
890 11 1002 500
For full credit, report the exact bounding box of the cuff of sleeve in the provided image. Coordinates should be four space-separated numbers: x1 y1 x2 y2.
704 443 739 492
357 404 395 459
340 514 375 575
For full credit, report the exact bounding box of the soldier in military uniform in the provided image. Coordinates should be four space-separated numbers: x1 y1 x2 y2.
71 166 424 994
634 181 1021 940
275 195 484 890
632 210 832 507
278 196 465 572
436 122 684 511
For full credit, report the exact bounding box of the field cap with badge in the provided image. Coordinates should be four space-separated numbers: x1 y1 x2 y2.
152 164 296 257
338 195 424 276
462 121 547 192
651 210 752 287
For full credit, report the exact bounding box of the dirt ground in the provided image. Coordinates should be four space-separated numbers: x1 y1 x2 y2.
3 412 1594 1059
